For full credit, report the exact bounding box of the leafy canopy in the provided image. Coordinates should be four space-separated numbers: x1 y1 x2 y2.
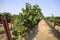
12 3 44 40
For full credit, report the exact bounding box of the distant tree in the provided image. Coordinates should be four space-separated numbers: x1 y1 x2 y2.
46 15 60 28
0 12 12 23
0 13 2 23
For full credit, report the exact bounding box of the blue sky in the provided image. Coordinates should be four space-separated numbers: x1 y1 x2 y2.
0 0 60 16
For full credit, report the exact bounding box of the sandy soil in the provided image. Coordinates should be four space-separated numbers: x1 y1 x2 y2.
0 23 13 40
33 20 58 40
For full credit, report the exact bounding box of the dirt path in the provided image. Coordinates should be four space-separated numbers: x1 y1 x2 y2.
33 20 58 40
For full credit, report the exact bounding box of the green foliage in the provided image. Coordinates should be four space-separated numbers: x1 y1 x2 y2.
55 17 60 26
0 12 12 23
0 3 44 40
12 3 44 40
46 16 60 26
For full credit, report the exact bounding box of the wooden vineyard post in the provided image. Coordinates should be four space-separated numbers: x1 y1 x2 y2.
1 16 12 40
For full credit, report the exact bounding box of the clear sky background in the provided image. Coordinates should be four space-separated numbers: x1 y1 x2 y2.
0 0 60 17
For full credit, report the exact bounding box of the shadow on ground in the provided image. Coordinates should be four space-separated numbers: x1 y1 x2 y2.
0 28 13 35
26 25 38 40
45 20 60 40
